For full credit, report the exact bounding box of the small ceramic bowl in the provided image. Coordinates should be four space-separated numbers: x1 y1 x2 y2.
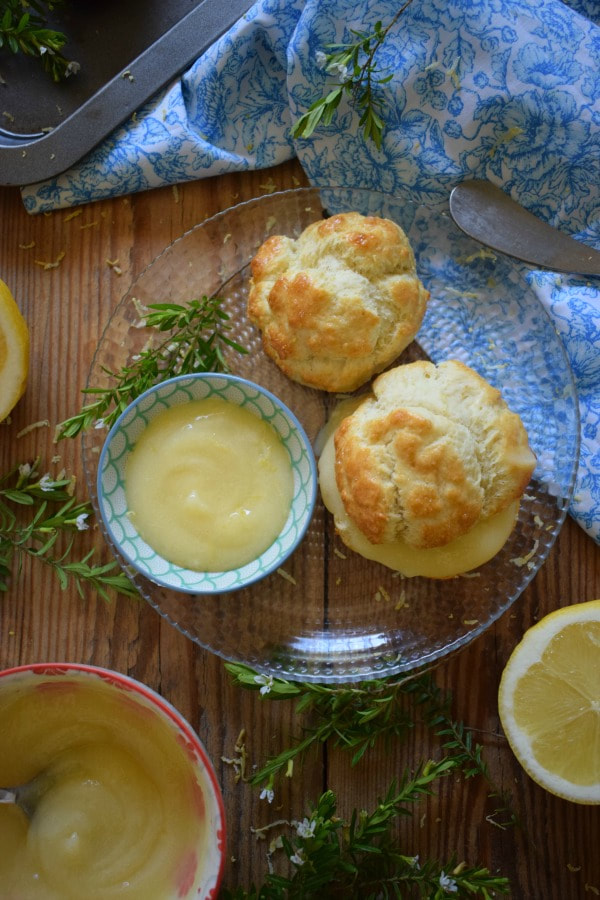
0 663 225 899
97 372 317 594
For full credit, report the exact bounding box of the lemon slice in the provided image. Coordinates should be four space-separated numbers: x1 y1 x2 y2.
0 278 29 422
498 600 600 804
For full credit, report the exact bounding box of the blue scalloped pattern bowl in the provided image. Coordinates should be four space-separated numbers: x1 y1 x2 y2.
97 374 317 594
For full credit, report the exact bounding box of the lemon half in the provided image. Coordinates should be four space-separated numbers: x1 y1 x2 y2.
0 278 29 422
498 599 600 804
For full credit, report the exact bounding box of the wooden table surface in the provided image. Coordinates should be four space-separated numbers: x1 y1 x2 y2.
1 160 599 899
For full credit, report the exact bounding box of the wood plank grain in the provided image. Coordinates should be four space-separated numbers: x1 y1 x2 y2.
1 162 599 898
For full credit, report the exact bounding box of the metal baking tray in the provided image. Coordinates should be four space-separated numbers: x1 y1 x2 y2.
0 0 254 186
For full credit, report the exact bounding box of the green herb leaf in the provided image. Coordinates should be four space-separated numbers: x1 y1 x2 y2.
56 295 245 440
291 0 414 148
0 459 136 600
0 0 78 82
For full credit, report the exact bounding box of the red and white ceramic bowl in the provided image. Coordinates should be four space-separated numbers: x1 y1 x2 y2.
0 662 226 899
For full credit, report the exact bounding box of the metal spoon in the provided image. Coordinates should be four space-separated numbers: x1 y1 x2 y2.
0 770 56 819
449 180 600 276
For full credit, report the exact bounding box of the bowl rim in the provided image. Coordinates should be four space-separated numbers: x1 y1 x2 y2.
96 371 318 594
0 661 226 898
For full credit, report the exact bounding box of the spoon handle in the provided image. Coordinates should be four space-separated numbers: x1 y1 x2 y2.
449 180 600 276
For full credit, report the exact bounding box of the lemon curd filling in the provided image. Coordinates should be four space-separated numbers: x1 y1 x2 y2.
0 676 208 900
125 397 294 571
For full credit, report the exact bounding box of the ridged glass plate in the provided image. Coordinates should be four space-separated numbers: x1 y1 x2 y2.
83 187 579 683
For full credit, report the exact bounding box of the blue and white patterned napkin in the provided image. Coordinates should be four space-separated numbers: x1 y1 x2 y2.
22 0 600 543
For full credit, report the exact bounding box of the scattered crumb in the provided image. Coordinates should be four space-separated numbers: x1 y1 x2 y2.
463 618 479 626
567 864 581 873
585 885 600 896
18 241 35 250
459 248 497 264
80 220 98 230
511 540 539 568
34 250 65 269
106 258 122 275
172 185 180 203
334 548 346 559
335 576 341 585
265 215 277 233
277 568 296 585
223 233 232 244
64 209 83 222
16 419 50 438
395 590 408 611
259 178 277 194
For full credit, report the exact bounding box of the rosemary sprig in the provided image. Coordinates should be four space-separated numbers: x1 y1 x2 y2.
225 664 499 793
221 766 510 899
56 296 246 440
291 1 413 149
0 0 79 82
0 459 137 600
223 664 514 897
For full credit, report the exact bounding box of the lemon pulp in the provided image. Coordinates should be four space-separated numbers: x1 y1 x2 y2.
498 600 600 804
0 278 29 422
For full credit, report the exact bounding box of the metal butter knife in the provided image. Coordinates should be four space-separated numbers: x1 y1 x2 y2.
449 180 600 277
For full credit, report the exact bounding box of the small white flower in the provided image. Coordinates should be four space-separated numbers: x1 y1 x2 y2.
439 871 458 893
94 419 106 430
19 463 32 478
254 674 274 696
290 848 306 867
407 855 420 869
75 513 89 531
295 817 316 839
329 62 350 82
39 474 56 492
315 50 328 69
259 787 274 804
65 60 81 77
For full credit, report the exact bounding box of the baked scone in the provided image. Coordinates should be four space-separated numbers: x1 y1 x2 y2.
318 359 537 577
247 212 430 392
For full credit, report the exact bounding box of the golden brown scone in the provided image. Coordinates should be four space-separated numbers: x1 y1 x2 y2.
333 359 537 550
247 212 429 392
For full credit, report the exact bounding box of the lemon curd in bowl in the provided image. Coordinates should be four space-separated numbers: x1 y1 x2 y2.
0 663 225 900
125 395 293 573
97 372 317 595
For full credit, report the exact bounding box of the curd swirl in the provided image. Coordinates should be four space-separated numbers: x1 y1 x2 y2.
125 397 294 571
0 674 209 900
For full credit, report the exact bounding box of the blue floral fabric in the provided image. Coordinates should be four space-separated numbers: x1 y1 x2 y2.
22 0 600 543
